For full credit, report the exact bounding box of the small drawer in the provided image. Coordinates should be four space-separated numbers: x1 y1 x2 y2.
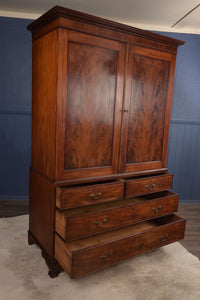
55 191 179 241
56 180 124 209
55 214 186 278
125 174 173 198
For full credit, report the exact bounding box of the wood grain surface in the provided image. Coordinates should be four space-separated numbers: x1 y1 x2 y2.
55 214 185 278
55 191 179 241
64 41 118 170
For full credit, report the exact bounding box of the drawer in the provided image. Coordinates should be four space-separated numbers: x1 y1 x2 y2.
55 191 179 241
125 174 173 198
55 214 186 278
56 180 124 209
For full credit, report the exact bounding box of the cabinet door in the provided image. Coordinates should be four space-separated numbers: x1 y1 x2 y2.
120 45 176 173
55 29 126 181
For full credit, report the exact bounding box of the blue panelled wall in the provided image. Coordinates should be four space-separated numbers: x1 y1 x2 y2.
0 17 32 199
0 17 200 203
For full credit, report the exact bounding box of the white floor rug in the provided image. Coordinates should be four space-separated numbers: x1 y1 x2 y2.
0 215 200 300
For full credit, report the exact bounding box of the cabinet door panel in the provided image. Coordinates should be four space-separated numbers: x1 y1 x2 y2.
56 29 125 180
120 45 176 173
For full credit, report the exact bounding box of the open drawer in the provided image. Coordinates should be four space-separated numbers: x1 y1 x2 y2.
56 180 124 209
55 214 186 278
55 191 179 241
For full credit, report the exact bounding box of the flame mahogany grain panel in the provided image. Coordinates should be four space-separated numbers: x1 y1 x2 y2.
55 30 126 181
127 54 169 163
120 46 176 173
64 42 118 170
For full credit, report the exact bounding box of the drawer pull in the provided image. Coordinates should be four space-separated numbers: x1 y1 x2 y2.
159 234 168 242
152 206 162 213
99 252 113 260
90 192 103 200
93 219 107 227
145 183 156 190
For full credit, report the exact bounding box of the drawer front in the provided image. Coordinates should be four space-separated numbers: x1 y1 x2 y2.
55 214 185 278
56 192 179 241
126 174 173 198
56 181 124 209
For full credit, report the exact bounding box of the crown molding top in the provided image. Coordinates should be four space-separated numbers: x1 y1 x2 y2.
27 6 185 47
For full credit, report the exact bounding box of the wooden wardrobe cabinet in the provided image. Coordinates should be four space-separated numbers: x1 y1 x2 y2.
28 6 186 279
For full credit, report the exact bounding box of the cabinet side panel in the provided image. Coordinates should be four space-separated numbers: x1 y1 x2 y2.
31 30 57 180
29 169 55 257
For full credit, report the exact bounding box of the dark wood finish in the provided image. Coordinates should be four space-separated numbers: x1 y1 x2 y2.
56 180 124 209
126 174 173 198
27 6 184 51
28 230 35 245
127 49 169 163
41 250 63 278
55 191 179 241
29 169 55 257
28 6 185 279
28 230 63 277
0 203 197 260
31 30 57 181
120 46 176 173
55 30 126 181
55 214 185 278
53 167 168 187
65 36 118 170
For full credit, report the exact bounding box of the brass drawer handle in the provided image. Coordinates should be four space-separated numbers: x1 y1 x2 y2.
93 219 107 227
99 252 113 260
90 192 102 200
146 183 156 190
159 234 168 242
152 206 162 213
120 109 128 113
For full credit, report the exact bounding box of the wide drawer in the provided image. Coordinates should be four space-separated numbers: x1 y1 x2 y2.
55 191 179 241
55 214 186 278
56 180 124 209
125 174 173 198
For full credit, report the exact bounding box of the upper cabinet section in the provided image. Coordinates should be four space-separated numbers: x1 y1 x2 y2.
28 6 184 182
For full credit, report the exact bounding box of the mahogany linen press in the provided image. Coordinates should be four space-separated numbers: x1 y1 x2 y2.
27 6 186 278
